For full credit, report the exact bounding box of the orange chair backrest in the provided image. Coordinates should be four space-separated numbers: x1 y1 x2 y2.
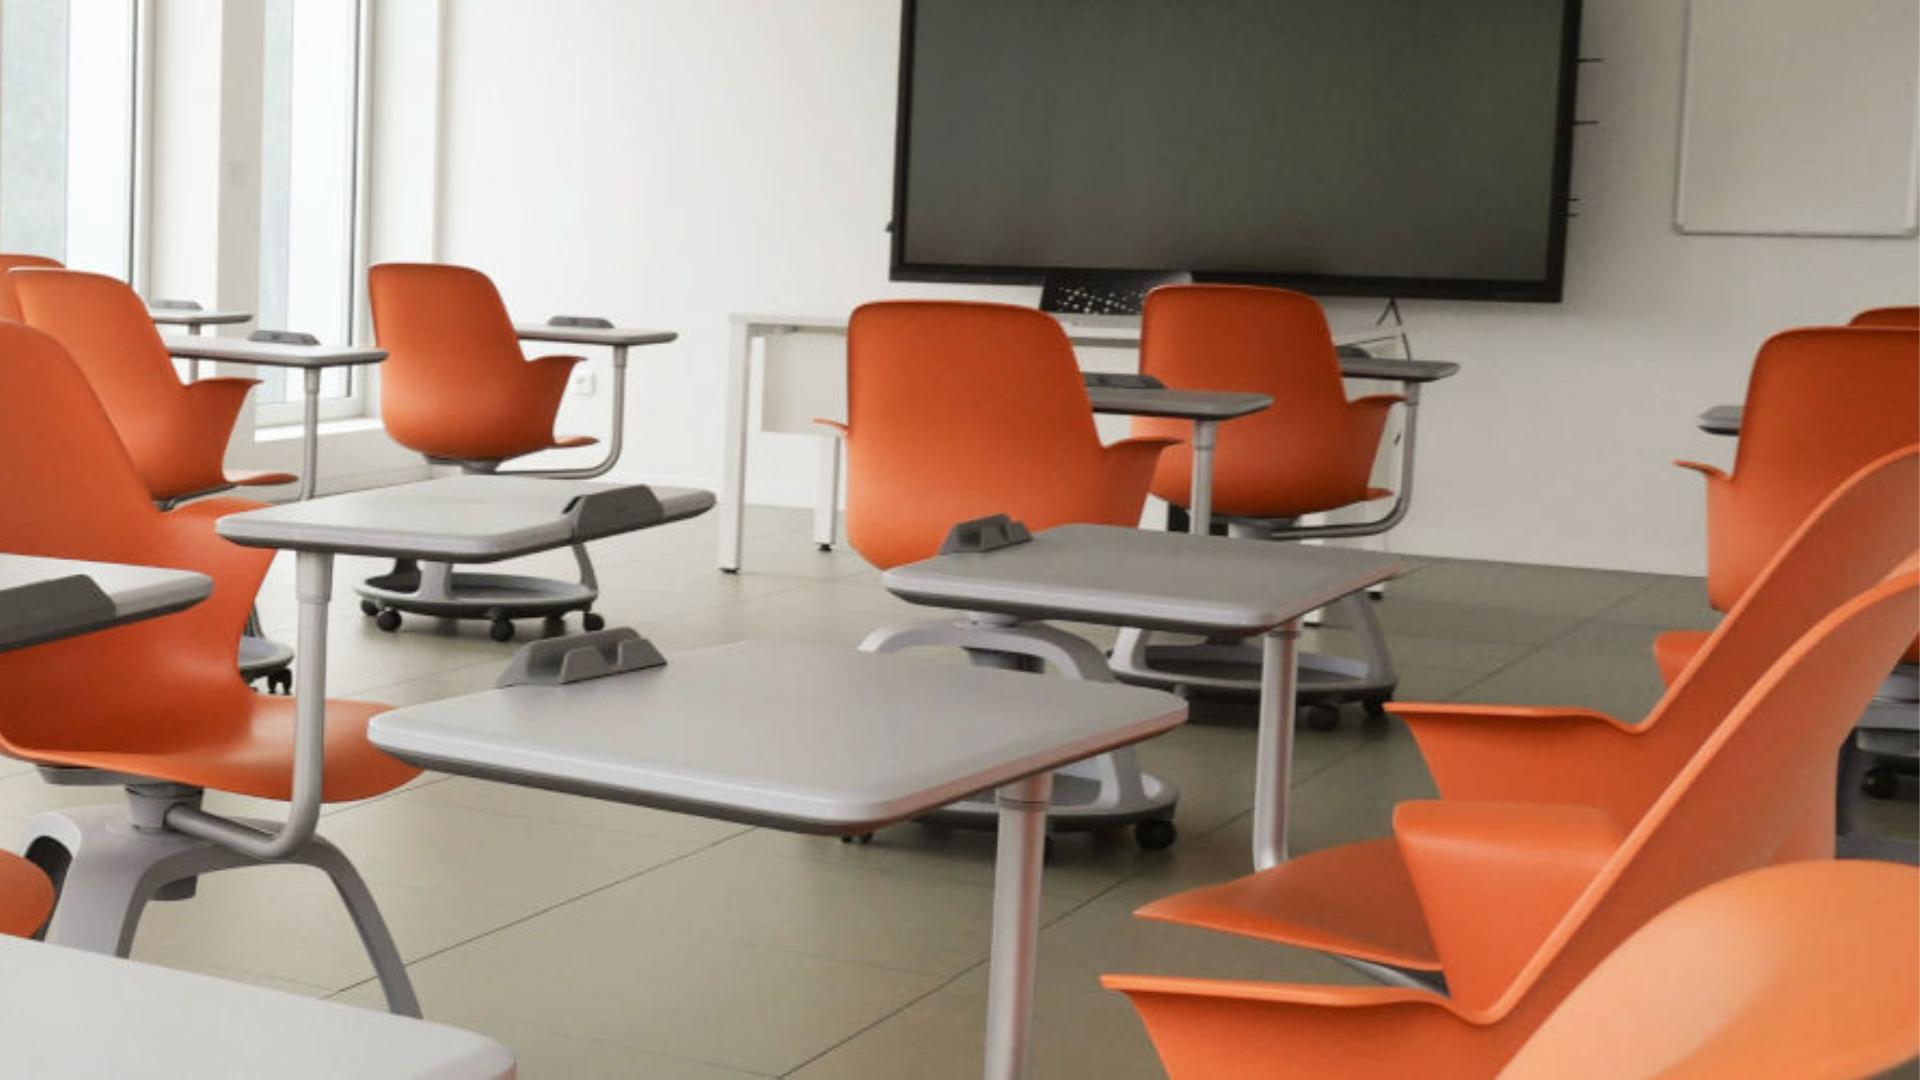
1465 568 1920 1030
0 254 62 321
1711 326 1919 609
1133 284 1375 516
1851 305 1920 329
367 262 549 460
9 269 206 493
843 300 1134 569
1500 859 1920 1080
0 322 268 753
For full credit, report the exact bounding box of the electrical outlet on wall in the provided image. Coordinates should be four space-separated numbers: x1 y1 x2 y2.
570 370 596 396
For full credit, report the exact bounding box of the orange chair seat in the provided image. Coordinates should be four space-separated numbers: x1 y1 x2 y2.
553 434 597 449
1136 838 1440 971
15 695 413 803
0 854 54 939
228 469 299 488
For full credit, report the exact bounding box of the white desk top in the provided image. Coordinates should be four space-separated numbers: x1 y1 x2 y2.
160 337 387 369
884 524 1402 636
0 555 211 653
217 476 715 560
369 638 1186 832
0 937 511 1079
513 322 677 348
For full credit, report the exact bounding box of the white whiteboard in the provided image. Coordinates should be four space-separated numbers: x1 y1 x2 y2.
1676 0 1920 237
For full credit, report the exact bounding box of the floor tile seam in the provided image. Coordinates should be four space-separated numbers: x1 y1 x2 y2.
702 829 1096 902
1438 615 1596 703
1583 574 1710 628
773 960 980 1077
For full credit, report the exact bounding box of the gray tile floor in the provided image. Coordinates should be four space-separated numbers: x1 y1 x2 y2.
6 507 1913 1078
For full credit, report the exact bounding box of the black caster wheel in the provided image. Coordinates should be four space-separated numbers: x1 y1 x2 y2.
374 608 402 633
582 611 606 632
268 669 293 696
1863 767 1901 800
489 618 517 643
1043 835 1056 862
1362 698 1391 722
1135 818 1178 850
1303 704 1342 731
817 543 833 552
359 599 379 617
839 831 875 845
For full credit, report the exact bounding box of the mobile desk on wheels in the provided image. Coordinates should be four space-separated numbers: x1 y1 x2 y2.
368 634 1185 1080
0 556 514 1079
881 523 1401 869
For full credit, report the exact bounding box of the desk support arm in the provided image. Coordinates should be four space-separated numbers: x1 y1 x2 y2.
164 549 330 860
503 343 631 481
1261 382 1424 542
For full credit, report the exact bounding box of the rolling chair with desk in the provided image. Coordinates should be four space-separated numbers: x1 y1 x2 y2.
1109 284 1417 729
1665 325 1920 858
1104 563 1920 1078
1119 447 1917 985
0 322 423 1017
361 262 676 642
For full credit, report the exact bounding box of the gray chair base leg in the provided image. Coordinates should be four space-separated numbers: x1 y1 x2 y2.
861 615 1179 845
20 800 421 1017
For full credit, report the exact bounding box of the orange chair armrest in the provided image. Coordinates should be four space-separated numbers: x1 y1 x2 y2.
1349 392 1407 412
814 418 849 436
179 376 260 421
149 496 275 586
1102 973 1440 1010
1109 434 1182 451
1673 459 1729 483
1390 701 1641 807
1395 800 1621 1011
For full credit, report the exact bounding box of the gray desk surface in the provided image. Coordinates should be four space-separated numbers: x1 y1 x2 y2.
1085 387 1273 420
1339 356 1459 383
216 476 715 560
0 555 211 653
1698 404 1743 435
0 936 511 1079
160 337 387 369
369 638 1187 833
148 308 252 328
513 322 677 348
884 524 1402 636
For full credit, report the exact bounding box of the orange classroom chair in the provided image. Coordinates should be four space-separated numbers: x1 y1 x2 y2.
1499 859 1919 1080
361 262 608 641
1118 284 1406 726
11 268 295 505
0 321 421 1014
1105 566 1920 1079
834 300 1174 570
1851 305 1920 329
1127 447 1917 979
0 253 61 321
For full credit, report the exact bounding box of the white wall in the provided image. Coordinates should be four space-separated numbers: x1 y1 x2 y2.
429 0 1919 574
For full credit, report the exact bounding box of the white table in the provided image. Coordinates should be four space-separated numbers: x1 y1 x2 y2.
718 312 1457 569
0 555 211 653
161 337 387 502
884 524 1401 870
368 636 1186 1080
511 321 678 480
0 936 512 1079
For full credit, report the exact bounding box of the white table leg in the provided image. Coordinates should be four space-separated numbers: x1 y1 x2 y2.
1252 620 1301 870
297 367 322 502
984 771 1054 1080
813 433 841 551
1188 418 1217 535
718 321 753 572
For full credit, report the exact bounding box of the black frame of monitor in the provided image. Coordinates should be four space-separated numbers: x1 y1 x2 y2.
886 0 1585 303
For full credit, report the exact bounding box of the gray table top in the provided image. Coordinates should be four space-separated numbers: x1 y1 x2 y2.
1698 403 1743 435
369 638 1186 832
216 476 715 561
1086 387 1273 420
148 308 253 328
0 936 511 1079
513 323 677 348
0 555 211 653
884 524 1402 636
160 337 387 369
1338 356 1459 383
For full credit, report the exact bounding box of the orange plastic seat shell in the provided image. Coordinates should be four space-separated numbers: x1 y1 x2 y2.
1851 305 1920 329
11 269 295 501
839 301 1175 570
0 853 54 939
367 262 595 464
1139 447 1919 973
1132 284 1400 518
1107 568 1920 1079
1500 859 1920 1080
0 322 418 803
0 253 62 321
